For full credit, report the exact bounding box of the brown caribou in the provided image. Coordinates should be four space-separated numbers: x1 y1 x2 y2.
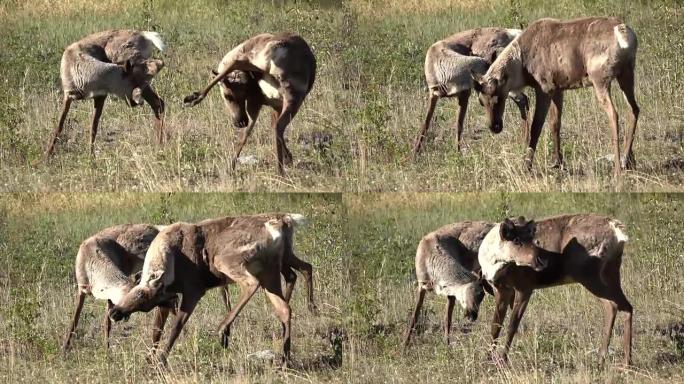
108 213 308 366
184 33 316 175
479 214 632 365
472 17 639 176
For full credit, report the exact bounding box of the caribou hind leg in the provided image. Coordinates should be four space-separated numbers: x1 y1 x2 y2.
578 276 633 366
617 70 639 170
454 90 470 152
592 82 622 177
44 95 73 160
62 290 86 352
261 271 292 366
413 94 439 156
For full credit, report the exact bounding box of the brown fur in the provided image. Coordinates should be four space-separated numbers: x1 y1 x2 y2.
63 224 174 352
481 214 632 366
109 213 311 366
184 33 316 175
474 17 639 176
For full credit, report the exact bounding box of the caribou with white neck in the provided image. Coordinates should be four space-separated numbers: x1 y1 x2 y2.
479 214 633 366
108 213 308 366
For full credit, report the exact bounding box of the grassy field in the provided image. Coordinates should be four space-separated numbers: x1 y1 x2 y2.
0 193 352 382
1 0 682 192
346 193 684 383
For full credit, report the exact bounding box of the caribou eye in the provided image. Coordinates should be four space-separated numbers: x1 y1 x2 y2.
223 94 234 102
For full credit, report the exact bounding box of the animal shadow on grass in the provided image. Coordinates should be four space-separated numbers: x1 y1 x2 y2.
241 327 347 372
662 158 684 173
293 327 347 371
653 321 684 365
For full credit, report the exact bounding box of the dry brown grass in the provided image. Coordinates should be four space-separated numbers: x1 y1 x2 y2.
0 0 125 18
349 0 489 19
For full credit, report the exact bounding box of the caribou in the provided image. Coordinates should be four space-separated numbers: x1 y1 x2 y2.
472 17 639 176
414 27 529 155
479 214 632 365
184 33 316 175
108 213 308 366
44 29 166 159
404 221 494 346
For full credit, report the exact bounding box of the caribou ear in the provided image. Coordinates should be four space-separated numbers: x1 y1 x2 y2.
145 59 164 76
524 219 537 237
482 279 494 296
500 218 516 241
131 87 144 105
148 270 165 290
122 59 134 75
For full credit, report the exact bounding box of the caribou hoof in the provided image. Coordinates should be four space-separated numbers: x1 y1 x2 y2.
183 92 203 107
490 350 509 367
283 152 293 166
220 329 230 349
621 154 636 170
147 352 167 368
550 159 564 170
523 148 535 171
279 355 290 370
308 303 319 315
145 351 158 365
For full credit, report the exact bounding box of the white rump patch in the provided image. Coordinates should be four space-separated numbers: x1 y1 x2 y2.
265 221 283 241
614 25 632 49
287 213 307 227
610 220 629 243
141 31 166 52
506 29 523 39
